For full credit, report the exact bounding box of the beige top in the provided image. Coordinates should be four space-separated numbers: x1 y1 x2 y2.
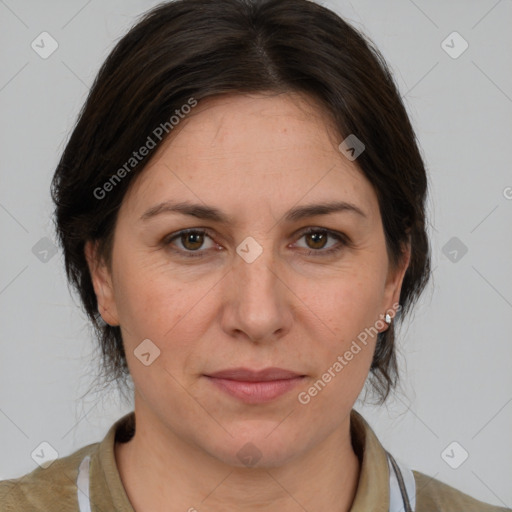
0 409 509 511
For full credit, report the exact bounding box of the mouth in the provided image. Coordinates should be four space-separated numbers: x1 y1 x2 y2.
204 367 306 404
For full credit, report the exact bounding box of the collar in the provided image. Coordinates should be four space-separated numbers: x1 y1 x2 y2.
349 409 391 512
84 409 408 511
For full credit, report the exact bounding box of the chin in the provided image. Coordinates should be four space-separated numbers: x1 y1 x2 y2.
205 426 306 469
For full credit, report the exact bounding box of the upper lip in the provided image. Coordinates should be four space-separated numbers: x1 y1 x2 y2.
206 367 303 382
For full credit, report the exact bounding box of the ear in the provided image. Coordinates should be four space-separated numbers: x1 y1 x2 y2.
380 240 411 330
84 240 119 326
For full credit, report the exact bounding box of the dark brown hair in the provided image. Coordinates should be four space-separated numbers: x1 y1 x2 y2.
52 0 431 403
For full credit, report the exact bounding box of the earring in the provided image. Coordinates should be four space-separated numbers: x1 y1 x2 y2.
384 313 392 325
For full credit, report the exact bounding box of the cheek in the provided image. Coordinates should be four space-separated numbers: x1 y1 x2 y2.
111 256 201 346
316 269 384 338
297 276 381 408
300 268 385 396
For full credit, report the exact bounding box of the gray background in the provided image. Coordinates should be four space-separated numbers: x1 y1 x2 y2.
0 0 511 507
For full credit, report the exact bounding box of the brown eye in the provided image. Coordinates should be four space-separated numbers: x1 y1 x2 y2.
304 231 328 250
180 231 205 251
294 228 348 256
165 229 216 257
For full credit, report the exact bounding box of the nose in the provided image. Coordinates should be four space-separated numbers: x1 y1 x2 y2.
220 243 294 344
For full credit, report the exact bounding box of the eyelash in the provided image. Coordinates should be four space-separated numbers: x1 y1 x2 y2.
163 227 349 259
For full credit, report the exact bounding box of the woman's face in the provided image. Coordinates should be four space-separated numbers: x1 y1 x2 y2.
88 92 409 467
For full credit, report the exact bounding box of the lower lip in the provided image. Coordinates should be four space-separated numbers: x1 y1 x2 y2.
205 376 304 404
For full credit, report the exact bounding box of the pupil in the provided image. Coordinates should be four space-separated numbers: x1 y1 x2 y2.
184 232 203 250
308 232 326 249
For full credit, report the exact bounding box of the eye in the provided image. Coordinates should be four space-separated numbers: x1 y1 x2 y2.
293 228 348 256
164 228 217 258
163 227 349 259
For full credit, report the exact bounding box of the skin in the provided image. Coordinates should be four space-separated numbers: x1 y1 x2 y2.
86 92 410 512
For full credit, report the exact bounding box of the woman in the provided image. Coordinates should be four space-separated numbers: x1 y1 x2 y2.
0 0 508 510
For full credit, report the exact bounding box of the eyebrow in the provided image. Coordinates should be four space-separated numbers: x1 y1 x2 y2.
140 200 367 223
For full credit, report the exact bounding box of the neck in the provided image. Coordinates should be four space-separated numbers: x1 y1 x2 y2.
115 399 361 512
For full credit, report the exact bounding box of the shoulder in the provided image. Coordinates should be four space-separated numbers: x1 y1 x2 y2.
413 470 511 512
0 441 98 512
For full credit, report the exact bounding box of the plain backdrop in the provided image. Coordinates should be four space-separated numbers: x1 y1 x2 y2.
0 0 511 507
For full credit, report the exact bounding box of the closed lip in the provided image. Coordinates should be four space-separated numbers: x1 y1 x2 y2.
205 367 304 382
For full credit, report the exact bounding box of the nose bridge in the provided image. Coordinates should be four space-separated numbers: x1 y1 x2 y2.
235 236 280 306
224 235 291 341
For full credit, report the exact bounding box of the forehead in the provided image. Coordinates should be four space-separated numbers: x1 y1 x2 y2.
168 92 341 158
121 92 380 223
